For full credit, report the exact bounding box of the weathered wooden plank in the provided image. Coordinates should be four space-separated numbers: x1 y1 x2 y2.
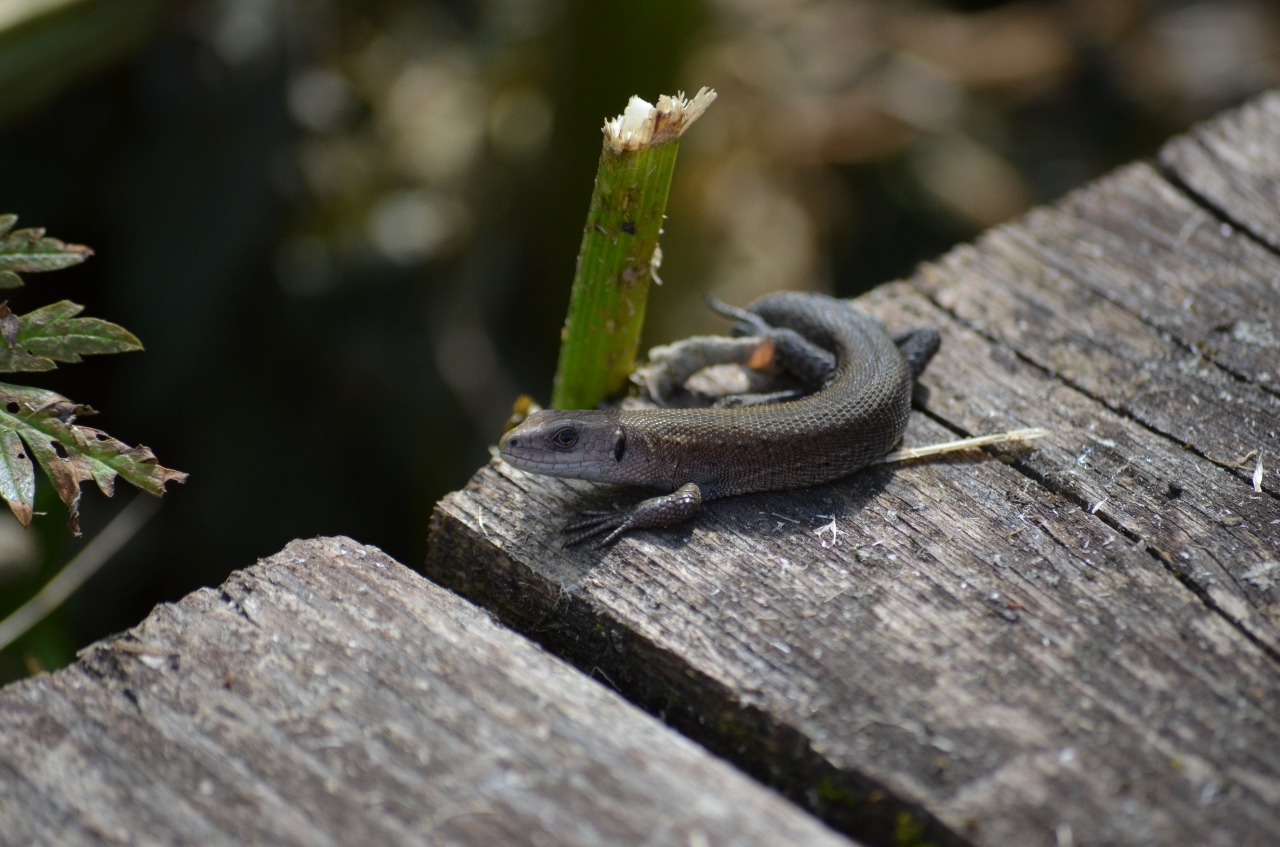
928 179 1280 466
430 413 1280 847
992 162 1280 395
426 94 1280 847
907 166 1280 649
869 283 1280 650
0 537 858 847
1160 90 1280 251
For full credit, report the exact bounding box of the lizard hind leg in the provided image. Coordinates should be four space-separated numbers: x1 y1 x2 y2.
563 483 704 547
705 295 771 335
706 295 836 389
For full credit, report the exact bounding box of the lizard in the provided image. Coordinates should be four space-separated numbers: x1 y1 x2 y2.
498 291 940 546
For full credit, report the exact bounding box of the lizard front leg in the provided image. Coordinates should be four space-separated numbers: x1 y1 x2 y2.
563 483 704 547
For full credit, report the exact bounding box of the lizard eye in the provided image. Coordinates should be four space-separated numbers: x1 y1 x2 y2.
550 427 578 449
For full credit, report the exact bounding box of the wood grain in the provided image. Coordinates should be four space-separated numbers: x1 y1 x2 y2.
874 283 1280 649
1161 90 1280 251
0 537 858 847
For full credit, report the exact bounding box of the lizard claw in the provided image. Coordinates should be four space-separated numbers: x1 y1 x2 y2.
561 483 705 548
562 510 633 547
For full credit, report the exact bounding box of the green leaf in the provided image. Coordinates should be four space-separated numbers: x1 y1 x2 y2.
0 382 186 534
0 215 93 287
0 300 143 373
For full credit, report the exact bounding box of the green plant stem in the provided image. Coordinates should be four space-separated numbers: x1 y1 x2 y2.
549 88 715 410
0 494 158 652
551 139 680 410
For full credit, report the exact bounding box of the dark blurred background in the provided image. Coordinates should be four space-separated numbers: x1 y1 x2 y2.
0 0 1276 679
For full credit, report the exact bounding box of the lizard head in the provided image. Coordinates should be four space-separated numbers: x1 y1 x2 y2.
498 410 627 482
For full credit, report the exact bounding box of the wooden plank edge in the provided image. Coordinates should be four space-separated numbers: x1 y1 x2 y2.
426 506 968 847
0 536 863 847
